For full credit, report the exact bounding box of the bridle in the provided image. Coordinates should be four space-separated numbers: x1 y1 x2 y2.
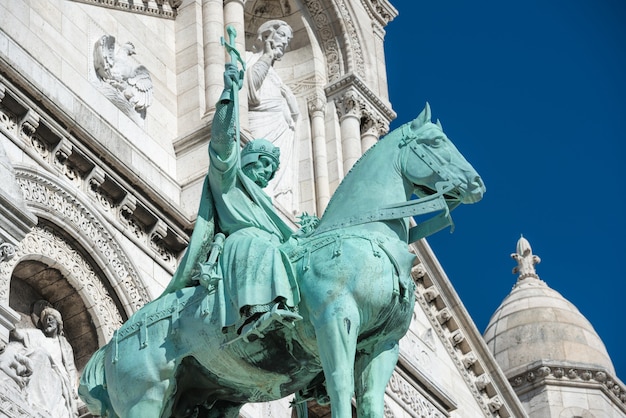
314 126 462 243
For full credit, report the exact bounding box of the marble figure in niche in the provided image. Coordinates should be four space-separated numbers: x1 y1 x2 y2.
246 20 300 213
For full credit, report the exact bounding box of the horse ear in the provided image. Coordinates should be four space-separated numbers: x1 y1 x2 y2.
436 118 443 129
411 102 432 130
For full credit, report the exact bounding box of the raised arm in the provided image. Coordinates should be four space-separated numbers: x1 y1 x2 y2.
210 63 243 159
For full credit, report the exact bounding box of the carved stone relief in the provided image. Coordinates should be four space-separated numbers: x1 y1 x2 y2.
92 35 154 124
69 0 181 19
0 226 124 343
386 372 446 418
0 81 183 272
3 168 150 316
509 364 626 406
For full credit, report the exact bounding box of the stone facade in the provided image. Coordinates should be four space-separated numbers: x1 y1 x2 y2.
0 1 617 418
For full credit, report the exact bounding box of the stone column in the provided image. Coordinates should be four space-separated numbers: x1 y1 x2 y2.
223 0 249 130
202 0 226 111
308 95 330 214
335 89 362 175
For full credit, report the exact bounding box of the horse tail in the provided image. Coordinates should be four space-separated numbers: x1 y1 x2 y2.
78 344 115 417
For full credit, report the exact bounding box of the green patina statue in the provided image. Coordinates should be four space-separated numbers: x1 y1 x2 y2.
78 27 485 418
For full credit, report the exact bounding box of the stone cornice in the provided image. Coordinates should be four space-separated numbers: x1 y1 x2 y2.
410 238 529 418
0 75 189 271
508 362 626 413
325 72 396 124
69 0 181 19
360 0 398 27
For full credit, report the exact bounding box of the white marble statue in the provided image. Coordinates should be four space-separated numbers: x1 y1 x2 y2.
246 20 300 213
3 305 79 417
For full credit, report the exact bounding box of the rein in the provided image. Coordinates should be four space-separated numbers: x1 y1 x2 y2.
313 184 460 244
313 124 464 243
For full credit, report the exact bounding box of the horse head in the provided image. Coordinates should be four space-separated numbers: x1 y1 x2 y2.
401 103 485 205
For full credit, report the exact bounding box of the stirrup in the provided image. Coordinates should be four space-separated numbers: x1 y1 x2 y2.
222 304 302 346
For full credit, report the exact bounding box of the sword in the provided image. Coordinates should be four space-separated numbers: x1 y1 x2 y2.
220 25 246 158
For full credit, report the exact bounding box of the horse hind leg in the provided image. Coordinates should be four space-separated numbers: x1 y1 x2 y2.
354 340 399 418
312 306 361 418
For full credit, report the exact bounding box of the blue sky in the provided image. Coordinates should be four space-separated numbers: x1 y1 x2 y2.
385 1 626 380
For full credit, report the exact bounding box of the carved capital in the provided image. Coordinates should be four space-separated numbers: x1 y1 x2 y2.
334 90 362 120
307 95 327 117
360 110 389 138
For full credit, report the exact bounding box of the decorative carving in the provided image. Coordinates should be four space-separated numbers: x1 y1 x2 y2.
449 330 465 347
423 288 439 303
360 111 388 138
360 0 399 27
511 235 541 280
69 0 180 19
0 226 124 341
475 375 490 391
488 396 503 413
436 308 452 325
387 373 446 418
0 75 186 266
462 352 477 369
307 94 327 117
93 35 153 123
0 243 16 263
8 170 150 313
337 1 365 78
508 364 626 405
334 89 362 120
18 109 39 140
302 0 342 81
325 73 395 124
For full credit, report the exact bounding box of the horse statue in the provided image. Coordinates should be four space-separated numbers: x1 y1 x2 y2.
78 104 485 418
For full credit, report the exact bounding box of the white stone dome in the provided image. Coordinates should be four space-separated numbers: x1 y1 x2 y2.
483 237 615 377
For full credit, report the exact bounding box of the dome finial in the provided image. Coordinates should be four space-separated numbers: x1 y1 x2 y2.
511 235 541 280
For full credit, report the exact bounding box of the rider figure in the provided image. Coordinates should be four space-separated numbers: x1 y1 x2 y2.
210 63 301 340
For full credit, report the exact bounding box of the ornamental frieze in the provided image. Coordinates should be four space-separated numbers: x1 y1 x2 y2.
0 79 185 273
69 0 181 19
11 169 150 314
386 372 446 418
510 364 626 405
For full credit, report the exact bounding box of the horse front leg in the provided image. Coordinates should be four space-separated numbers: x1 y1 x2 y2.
354 340 399 418
121 379 173 418
312 304 360 418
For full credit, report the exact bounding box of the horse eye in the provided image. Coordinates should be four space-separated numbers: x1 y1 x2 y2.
429 137 443 147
